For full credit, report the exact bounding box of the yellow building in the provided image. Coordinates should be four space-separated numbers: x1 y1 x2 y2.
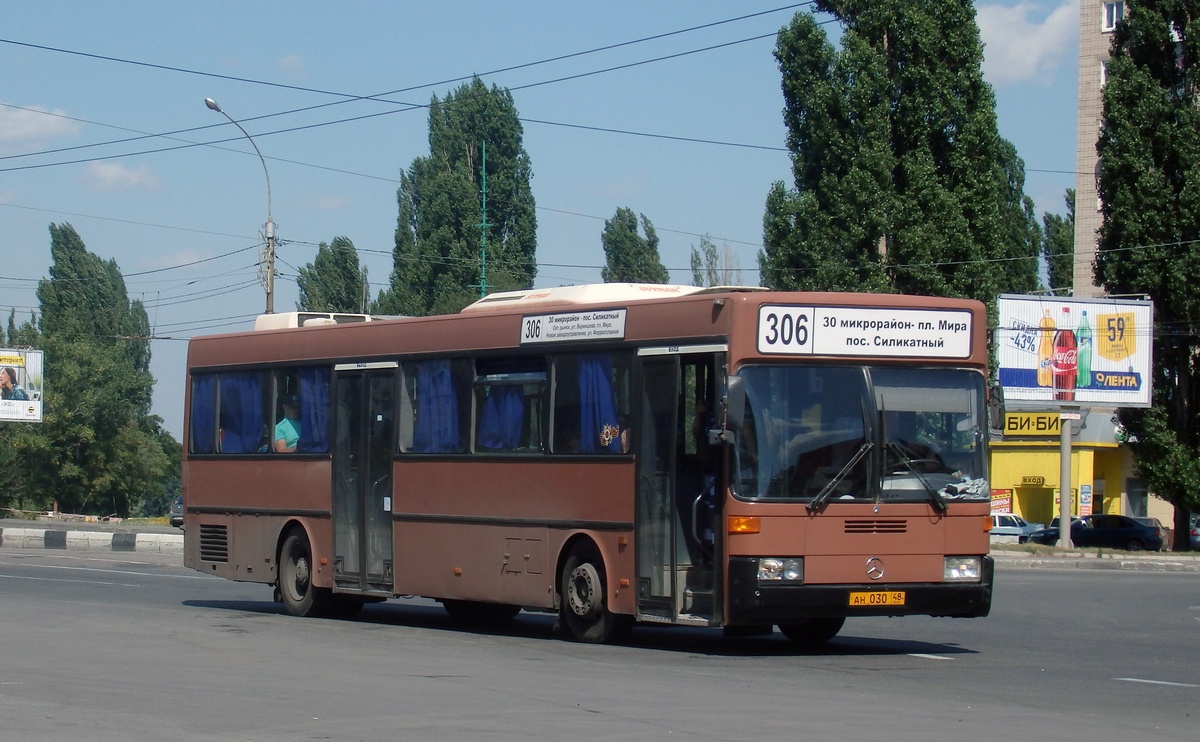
988 408 1168 528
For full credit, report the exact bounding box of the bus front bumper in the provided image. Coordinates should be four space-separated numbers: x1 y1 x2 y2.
725 556 994 624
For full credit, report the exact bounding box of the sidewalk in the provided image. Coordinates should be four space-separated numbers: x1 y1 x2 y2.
0 518 183 554
989 544 1200 572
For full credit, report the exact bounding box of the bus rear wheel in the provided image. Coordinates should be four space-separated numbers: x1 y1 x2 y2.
778 617 845 647
279 529 330 617
559 541 630 643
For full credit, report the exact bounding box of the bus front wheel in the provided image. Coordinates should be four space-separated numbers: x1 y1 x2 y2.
778 617 845 647
559 541 630 643
279 529 329 617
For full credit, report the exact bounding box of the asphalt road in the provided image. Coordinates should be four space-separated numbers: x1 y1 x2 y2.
1 547 1197 741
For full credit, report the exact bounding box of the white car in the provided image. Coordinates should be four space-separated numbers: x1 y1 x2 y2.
990 513 1043 543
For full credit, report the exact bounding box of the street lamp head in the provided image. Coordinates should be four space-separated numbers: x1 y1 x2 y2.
204 97 222 113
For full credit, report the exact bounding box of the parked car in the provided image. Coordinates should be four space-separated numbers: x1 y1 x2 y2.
169 495 183 528
1028 513 1164 551
989 513 1043 543
1190 514 1200 550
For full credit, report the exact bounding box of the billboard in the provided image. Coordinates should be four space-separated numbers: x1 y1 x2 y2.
0 348 44 422
996 296 1153 407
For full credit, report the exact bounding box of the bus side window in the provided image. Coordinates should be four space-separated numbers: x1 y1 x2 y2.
218 371 267 454
552 353 628 454
474 359 546 453
266 366 331 454
402 359 468 454
189 373 218 454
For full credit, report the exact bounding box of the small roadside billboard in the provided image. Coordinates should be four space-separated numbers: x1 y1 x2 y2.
0 348 44 423
996 296 1152 408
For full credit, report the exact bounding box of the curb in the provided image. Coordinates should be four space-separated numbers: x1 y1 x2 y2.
992 555 1200 572
0 526 183 554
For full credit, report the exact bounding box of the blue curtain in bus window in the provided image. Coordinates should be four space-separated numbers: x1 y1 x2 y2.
477 385 524 450
219 372 263 453
190 374 217 454
297 366 330 453
579 353 620 453
414 360 460 453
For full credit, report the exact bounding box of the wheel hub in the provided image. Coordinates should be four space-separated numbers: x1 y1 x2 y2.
567 562 602 618
294 556 310 587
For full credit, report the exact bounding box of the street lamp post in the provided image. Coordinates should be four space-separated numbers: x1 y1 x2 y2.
204 97 276 314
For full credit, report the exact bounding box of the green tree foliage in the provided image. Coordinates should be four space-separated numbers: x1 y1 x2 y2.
690 234 742 287
1042 188 1075 293
600 207 669 284
296 236 369 313
996 139 1044 295
375 78 537 316
760 2 1040 304
8 223 173 517
1095 2 1200 546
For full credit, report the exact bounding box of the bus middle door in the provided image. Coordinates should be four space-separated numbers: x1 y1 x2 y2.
332 363 396 595
635 348 722 627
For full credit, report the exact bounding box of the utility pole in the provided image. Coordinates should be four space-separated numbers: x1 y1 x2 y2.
477 141 490 299
205 97 276 313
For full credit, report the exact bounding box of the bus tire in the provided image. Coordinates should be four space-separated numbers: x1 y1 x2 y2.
559 541 630 643
279 529 329 617
778 617 845 647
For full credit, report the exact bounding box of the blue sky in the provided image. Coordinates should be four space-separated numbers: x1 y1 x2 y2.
0 2 1078 437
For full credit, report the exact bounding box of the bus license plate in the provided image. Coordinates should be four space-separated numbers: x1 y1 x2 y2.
849 591 906 607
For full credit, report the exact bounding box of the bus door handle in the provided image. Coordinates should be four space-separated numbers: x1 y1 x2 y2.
691 491 708 545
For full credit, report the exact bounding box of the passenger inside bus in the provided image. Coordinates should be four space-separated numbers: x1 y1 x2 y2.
274 393 302 453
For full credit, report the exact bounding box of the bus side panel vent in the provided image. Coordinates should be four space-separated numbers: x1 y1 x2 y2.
844 519 907 535
199 524 230 562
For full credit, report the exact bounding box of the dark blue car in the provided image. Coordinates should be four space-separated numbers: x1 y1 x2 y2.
1028 514 1164 551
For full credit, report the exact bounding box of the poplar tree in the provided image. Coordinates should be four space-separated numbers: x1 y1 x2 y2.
690 234 741 287
296 236 369 313
375 78 537 316
600 208 670 284
1042 189 1075 293
1096 1 1200 547
23 223 170 516
760 2 1040 304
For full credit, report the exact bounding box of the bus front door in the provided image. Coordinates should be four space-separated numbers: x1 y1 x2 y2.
635 352 719 627
332 365 396 595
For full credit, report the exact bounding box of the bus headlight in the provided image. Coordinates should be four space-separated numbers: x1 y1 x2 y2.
944 556 982 582
757 557 804 583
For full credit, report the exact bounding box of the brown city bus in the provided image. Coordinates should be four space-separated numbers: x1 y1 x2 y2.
182 284 993 644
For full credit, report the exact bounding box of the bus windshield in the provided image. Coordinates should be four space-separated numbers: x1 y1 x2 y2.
735 365 987 504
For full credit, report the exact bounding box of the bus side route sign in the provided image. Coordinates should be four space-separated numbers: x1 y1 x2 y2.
757 305 973 359
520 309 628 344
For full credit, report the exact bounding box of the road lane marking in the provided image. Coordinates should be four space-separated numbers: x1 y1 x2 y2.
1114 677 1200 688
7 563 212 579
0 573 135 587
908 653 955 661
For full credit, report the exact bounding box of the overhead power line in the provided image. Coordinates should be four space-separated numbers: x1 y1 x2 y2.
1 4 810 169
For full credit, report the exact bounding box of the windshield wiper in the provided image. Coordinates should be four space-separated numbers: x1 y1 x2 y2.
886 442 947 513
807 442 872 513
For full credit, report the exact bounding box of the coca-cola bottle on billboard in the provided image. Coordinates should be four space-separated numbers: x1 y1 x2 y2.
1052 307 1078 401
